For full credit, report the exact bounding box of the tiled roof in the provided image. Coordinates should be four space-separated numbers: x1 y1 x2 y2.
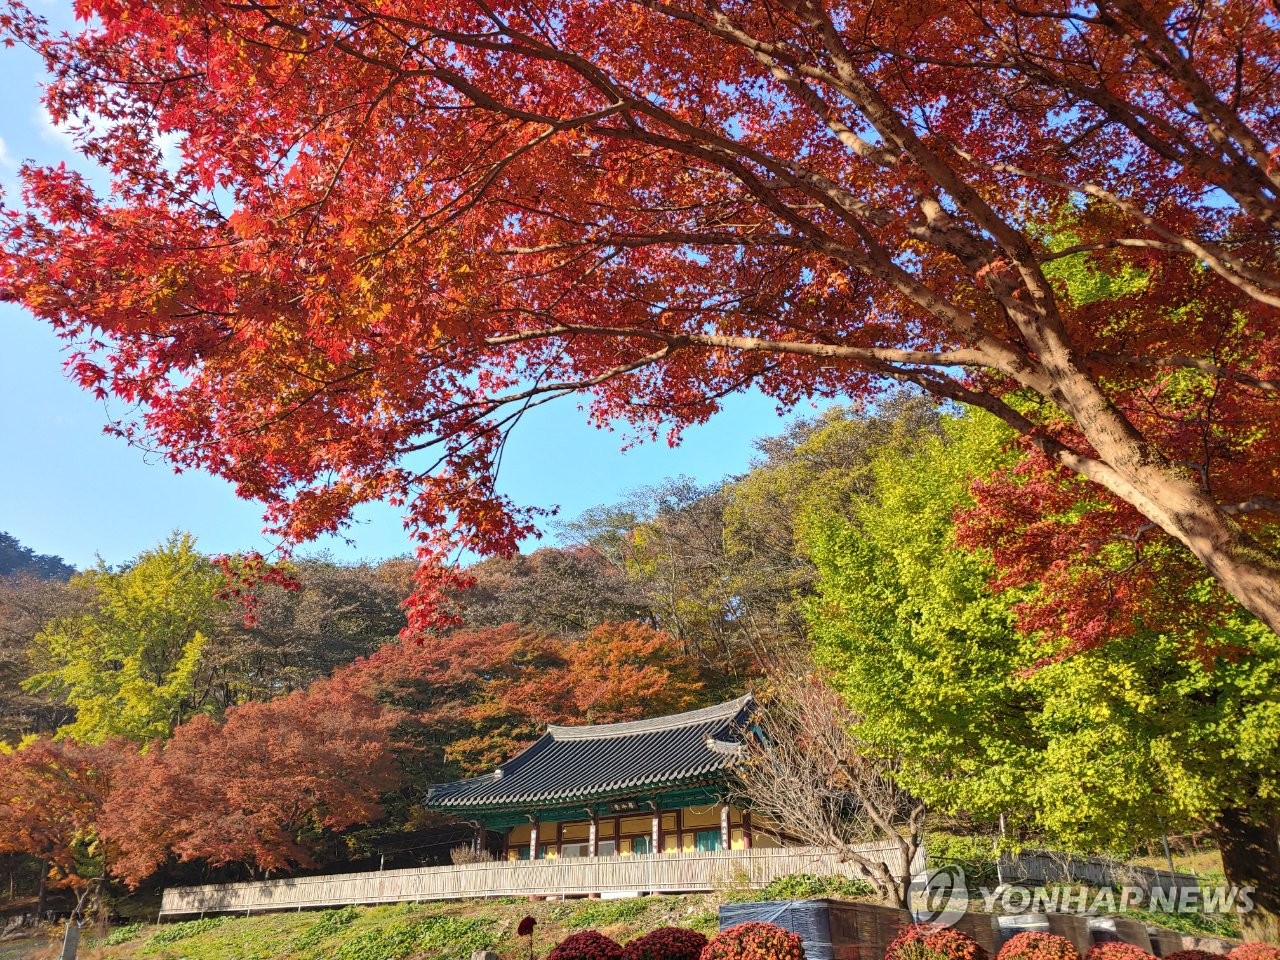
424 694 754 811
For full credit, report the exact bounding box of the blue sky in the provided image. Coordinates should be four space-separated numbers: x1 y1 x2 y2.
0 16 827 570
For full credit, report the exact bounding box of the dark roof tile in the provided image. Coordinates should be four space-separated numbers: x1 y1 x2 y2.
424 694 753 811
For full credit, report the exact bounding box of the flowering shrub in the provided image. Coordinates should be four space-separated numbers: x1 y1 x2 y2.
1084 943 1155 960
997 933 1081 960
886 924 988 960
1229 947 1280 960
623 927 709 960
700 922 805 960
550 931 626 960
1164 951 1225 960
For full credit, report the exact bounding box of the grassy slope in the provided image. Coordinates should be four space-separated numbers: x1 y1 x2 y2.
0 853 1241 960
5 893 726 960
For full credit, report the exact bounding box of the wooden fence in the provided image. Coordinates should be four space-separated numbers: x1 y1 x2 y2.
159 845 925 918
999 851 1200 895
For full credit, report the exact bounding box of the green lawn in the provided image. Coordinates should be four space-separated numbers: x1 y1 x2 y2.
1 894 725 960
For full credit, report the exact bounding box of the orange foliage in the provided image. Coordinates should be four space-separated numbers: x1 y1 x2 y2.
98 679 401 887
3 0 1279 639
340 621 706 777
0 739 120 885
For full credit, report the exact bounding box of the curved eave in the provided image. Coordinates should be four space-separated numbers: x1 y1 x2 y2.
425 769 733 817
422 694 754 814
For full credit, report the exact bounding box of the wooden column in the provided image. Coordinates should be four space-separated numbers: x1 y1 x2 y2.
529 820 540 860
742 810 753 850
588 812 599 857
474 821 485 855
720 803 731 850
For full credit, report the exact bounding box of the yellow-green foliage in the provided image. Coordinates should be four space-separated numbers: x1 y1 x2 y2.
292 905 359 950
103 922 145 946
24 532 223 744
150 917 230 945
1041 236 1148 312
806 410 1280 855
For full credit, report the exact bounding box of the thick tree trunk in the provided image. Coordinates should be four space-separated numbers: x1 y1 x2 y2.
1130 473 1280 634
873 860 911 911
1042 362 1280 635
1213 807 1280 944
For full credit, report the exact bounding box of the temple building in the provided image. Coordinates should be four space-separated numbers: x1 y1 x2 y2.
423 694 780 860
159 693 918 917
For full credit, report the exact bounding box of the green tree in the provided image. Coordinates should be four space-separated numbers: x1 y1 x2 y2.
558 395 943 675
722 391 941 654
25 533 221 744
805 412 1280 925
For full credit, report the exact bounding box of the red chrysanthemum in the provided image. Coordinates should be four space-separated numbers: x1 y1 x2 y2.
887 924 989 960
1228 946 1280 960
549 931 626 960
1084 942 1156 960
997 932 1081 960
623 927 709 960
699 922 806 960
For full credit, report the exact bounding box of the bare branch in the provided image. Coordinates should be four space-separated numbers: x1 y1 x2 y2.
731 668 924 908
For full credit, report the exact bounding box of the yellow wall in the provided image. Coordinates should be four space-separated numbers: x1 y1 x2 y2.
505 805 764 859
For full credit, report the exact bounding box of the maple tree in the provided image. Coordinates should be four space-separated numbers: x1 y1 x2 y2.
562 620 704 722
340 621 705 777
0 738 118 893
98 677 400 886
342 623 572 778
0 0 1277 637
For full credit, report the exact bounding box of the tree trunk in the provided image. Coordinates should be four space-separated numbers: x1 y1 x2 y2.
1012 331 1280 636
861 854 912 911
894 835 920 912
35 859 48 922
874 861 911 911
1212 807 1280 944
1125 476 1280 636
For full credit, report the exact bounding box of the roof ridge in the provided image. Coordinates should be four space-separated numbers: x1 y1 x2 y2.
546 693 753 741
423 769 499 801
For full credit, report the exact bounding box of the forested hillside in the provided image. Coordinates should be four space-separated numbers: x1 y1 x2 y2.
2 395 1277 935
0 535 74 582
1 400 947 907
